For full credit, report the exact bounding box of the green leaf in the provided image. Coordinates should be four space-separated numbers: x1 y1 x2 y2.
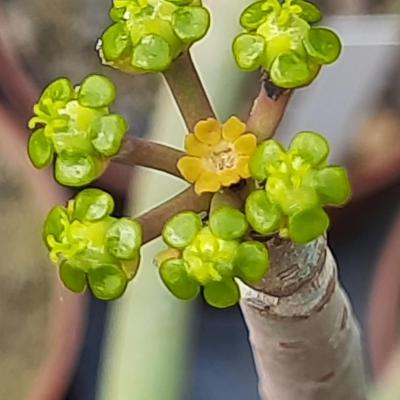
288 207 329 243
233 33 265 71
203 279 240 308
240 1 268 30
162 212 202 249
292 0 321 23
55 152 100 187
289 131 330 166
270 51 312 89
132 34 172 72
106 218 143 260
78 75 117 108
73 188 115 221
88 264 127 300
101 22 130 61
304 28 341 64
160 258 200 300
234 241 270 284
314 166 351 206
172 7 210 43
209 207 248 240
60 261 87 293
43 206 69 244
90 114 128 157
40 78 74 103
249 140 284 181
28 128 54 168
245 190 282 235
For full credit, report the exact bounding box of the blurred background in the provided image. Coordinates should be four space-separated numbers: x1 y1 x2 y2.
0 0 399 399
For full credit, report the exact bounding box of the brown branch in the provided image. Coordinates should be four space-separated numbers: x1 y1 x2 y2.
114 135 184 178
163 51 216 131
137 188 212 244
247 86 292 142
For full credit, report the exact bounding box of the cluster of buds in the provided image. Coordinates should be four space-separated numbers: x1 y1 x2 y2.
98 0 211 73
157 208 270 308
247 131 351 243
43 189 142 300
28 75 128 187
233 0 341 88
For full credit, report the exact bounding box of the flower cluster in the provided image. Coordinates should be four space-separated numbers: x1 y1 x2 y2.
43 189 143 300
158 208 270 308
233 0 341 88
177 116 257 194
246 131 351 243
98 0 210 74
28 75 128 187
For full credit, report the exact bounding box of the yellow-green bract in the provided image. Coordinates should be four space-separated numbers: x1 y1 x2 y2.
43 188 143 300
98 0 211 73
232 0 341 88
28 75 128 187
159 208 270 308
246 131 352 243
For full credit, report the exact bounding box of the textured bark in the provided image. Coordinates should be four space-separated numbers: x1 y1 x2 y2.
239 237 367 400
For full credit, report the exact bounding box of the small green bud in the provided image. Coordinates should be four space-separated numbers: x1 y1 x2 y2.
232 33 265 71
160 258 200 300
90 114 127 157
304 28 341 65
99 0 211 74
288 207 329 243
43 206 69 245
292 0 321 23
28 75 128 187
240 1 268 30
73 188 115 221
106 218 143 260
270 52 316 89
28 128 54 168
78 75 116 108
41 78 74 104
209 207 248 240
233 0 341 89
132 35 172 72
172 7 210 43
234 241 270 284
203 279 240 308
162 211 202 249
245 190 282 235
289 131 330 166
314 166 351 206
88 264 128 300
101 22 130 60
249 140 284 181
43 190 143 300
55 152 101 187
60 261 87 293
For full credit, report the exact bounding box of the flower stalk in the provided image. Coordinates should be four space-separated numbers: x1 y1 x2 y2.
163 51 216 131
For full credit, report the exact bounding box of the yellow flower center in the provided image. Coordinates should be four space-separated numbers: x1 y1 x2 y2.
208 142 237 172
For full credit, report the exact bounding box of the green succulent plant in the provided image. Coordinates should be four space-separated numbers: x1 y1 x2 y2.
247 131 351 243
232 0 341 88
98 0 211 73
43 188 143 300
159 208 270 308
28 75 128 187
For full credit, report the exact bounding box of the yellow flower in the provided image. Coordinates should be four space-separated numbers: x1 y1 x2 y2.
178 116 257 195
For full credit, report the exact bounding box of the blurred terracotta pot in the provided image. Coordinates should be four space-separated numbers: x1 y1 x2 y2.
0 106 87 400
368 209 400 377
